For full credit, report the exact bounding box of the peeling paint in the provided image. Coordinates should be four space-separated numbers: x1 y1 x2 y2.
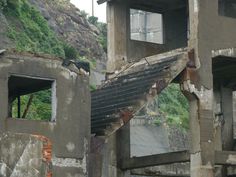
0 163 7 176
182 80 213 109
226 155 236 165
194 0 199 13
66 142 75 152
212 48 236 58
0 59 13 68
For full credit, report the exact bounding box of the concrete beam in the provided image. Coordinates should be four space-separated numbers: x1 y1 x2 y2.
215 151 236 166
131 171 189 177
121 151 190 170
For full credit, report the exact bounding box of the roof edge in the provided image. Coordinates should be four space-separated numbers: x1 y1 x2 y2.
97 0 110 5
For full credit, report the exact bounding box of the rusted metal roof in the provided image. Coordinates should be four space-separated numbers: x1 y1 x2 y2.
91 49 188 136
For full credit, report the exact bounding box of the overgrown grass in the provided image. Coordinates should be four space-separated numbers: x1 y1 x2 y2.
158 84 189 130
4 0 65 57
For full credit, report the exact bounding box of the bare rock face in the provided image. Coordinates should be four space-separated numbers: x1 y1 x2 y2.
0 12 13 49
28 0 107 64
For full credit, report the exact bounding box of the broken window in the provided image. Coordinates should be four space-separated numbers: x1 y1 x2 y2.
219 0 236 18
8 75 56 121
130 9 164 44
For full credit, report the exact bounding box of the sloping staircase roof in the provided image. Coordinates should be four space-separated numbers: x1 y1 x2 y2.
91 48 188 135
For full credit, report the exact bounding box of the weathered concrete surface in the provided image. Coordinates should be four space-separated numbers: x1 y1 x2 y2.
99 0 236 176
106 0 188 73
0 133 51 177
0 51 90 177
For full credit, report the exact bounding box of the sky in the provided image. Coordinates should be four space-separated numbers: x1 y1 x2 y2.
70 0 107 23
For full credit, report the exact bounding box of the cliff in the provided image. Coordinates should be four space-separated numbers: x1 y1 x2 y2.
0 0 107 85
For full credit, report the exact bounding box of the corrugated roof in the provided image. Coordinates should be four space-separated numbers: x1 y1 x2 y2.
91 49 188 135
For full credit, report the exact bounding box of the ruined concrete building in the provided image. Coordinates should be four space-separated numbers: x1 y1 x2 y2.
2 0 236 177
90 0 236 177
0 50 90 176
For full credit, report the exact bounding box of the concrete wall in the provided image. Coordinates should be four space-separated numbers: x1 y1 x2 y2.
104 0 236 176
107 0 188 72
0 52 91 177
164 7 188 51
197 0 236 87
0 133 51 177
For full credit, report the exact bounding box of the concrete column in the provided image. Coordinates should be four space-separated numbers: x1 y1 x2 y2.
214 86 226 177
221 86 233 150
107 1 128 73
117 123 130 177
188 90 215 177
186 0 215 175
182 74 215 177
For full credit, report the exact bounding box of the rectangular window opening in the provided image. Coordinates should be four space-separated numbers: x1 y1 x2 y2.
130 9 164 44
8 75 56 122
219 0 236 18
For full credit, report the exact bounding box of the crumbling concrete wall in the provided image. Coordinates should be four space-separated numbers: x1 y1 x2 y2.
182 0 236 176
0 51 91 177
0 133 51 177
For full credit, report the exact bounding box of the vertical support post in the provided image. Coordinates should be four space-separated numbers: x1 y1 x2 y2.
182 73 215 177
107 1 128 73
117 123 130 177
186 0 216 175
221 86 233 150
214 85 226 177
17 95 21 118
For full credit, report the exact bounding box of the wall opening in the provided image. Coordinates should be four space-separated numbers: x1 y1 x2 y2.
130 83 189 157
129 0 189 50
130 9 164 44
219 0 236 18
8 75 56 121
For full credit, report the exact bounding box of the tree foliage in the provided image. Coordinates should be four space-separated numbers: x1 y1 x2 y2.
158 84 189 130
88 16 98 25
12 89 52 121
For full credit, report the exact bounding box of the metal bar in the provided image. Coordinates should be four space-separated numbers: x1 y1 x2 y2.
17 95 21 118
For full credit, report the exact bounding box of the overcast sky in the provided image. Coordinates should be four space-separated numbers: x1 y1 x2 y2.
70 0 107 22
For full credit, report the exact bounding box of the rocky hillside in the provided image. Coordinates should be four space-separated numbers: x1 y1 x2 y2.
0 0 107 85
28 0 106 62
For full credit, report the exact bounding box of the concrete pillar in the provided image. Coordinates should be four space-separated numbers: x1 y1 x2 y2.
214 86 226 177
221 86 233 151
107 1 128 73
187 89 215 177
117 123 130 177
186 0 215 175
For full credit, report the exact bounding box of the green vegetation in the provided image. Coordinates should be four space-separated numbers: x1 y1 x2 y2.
12 89 52 121
88 15 107 52
1 0 97 120
0 0 7 9
158 84 189 130
3 0 66 57
97 22 107 52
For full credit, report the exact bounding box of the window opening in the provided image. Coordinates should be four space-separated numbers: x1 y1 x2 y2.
8 75 56 121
